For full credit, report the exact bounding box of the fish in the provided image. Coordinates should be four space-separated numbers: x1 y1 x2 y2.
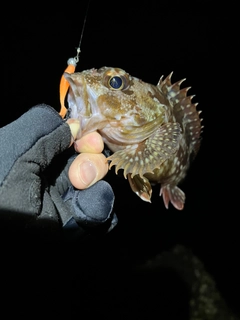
64 67 203 210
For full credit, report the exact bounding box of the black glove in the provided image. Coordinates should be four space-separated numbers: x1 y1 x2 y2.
0 104 117 240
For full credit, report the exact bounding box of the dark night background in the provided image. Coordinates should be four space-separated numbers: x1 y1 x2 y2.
2 3 237 319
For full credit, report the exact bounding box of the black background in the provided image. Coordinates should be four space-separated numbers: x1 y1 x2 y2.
2 3 237 319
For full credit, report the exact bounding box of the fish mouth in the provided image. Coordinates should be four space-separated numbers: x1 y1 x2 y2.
64 72 103 137
64 72 89 118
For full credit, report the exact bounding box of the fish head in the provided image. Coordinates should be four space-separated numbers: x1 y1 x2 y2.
65 67 168 147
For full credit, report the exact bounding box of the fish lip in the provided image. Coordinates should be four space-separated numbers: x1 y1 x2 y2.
64 72 88 118
65 72 102 135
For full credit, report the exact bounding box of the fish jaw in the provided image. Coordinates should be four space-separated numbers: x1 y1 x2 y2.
64 72 88 119
65 71 107 138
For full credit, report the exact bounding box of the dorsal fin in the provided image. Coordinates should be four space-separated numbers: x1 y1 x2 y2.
157 72 203 156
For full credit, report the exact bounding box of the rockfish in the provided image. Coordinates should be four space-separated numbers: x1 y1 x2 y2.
64 67 203 210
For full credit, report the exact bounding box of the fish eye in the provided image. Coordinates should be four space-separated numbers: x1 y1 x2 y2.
108 76 124 90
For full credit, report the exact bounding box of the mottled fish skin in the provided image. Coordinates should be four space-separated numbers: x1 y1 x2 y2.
65 67 203 210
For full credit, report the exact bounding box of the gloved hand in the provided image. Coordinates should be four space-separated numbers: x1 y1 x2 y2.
0 104 117 240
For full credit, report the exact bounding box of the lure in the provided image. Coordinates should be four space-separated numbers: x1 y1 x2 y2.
59 54 78 118
59 0 91 118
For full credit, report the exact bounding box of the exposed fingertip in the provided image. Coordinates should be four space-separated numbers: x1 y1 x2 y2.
75 131 104 154
67 119 80 141
69 153 109 190
79 160 98 187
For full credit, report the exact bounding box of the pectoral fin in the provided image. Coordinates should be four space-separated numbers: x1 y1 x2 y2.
107 122 181 178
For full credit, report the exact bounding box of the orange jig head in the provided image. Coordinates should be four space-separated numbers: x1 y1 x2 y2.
59 57 77 119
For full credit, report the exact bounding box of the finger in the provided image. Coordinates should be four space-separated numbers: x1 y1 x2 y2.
74 131 104 154
68 153 109 189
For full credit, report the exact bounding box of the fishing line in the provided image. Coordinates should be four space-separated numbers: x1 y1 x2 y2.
73 0 91 65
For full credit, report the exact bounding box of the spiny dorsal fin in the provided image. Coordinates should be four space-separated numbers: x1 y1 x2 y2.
157 72 203 155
